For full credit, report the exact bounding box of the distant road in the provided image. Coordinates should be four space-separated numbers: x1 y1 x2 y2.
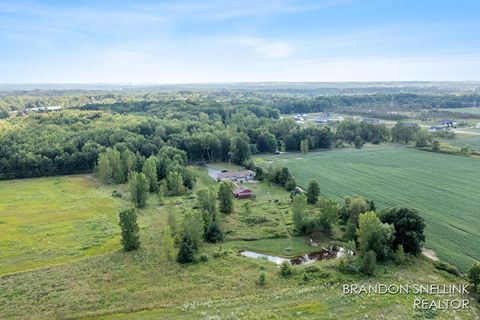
383 120 480 136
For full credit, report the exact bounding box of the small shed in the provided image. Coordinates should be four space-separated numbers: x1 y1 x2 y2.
233 187 253 199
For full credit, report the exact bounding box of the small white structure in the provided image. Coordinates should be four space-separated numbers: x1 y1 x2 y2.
429 126 447 133
294 114 304 122
476 122 480 129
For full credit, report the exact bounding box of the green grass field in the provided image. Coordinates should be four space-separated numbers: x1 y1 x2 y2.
256 145 480 271
0 171 477 319
0 175 123 275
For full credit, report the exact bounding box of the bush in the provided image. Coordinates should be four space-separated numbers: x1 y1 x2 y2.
469 262 480 292
199 254 209 262
434 260 461 276
280 262 294 278
361 250 377 276
338 258 360 274
258 271 266 287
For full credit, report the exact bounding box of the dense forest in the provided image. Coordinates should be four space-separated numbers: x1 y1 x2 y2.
1 84 478 180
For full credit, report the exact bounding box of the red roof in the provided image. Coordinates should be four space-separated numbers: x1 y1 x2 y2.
233 187 252 194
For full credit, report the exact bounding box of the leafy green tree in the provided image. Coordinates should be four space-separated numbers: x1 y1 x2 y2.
166 170 186 196
361 250 377 276
162 226 175 261
306 180 320 204
167 208 177 235
142 156 158 192
357 211 394 261
432 140 440 152
415 130 430 147
256 131 277 153
468 262 480 292
292 193 308 234
230 136 251 164
218 181 234 214
196 189 217 217
129 172 149 208
317 196 339 232
379 207 425 255
300 139 309 154
107 148 124 183
181 210 204 251
158 181 167 204
354 135 364 149
97 153 112 184
119 208 140 251
121 149 138 179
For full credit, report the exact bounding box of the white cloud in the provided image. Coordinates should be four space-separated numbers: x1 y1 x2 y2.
231 37 295 58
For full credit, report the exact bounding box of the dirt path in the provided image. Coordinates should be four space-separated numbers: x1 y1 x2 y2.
422 248 439 261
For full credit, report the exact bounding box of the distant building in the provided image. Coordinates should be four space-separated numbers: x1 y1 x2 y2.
24 106 62 114
429 126 447 133
475 122 480 129
439 119 457 127
294 114 304 122
233 187 253 199
217 170 255 182
315 114 344 125
361 118 380 125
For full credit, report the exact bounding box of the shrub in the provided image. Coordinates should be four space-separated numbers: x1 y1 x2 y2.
258 271 266 287
468 262 480 292
433 260 461 276
280 262 294 278
199 254 209 262
361 250 377 276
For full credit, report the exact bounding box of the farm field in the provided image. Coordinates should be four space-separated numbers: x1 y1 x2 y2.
0 171 478 319
256 145 480 271
438 107 480 115
0 175 123 275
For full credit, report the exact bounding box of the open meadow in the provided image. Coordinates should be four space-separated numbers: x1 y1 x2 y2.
256 145 480 271
0 175 123 275
0 170 478 319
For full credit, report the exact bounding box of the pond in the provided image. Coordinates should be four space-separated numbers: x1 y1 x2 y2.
240 247 352 265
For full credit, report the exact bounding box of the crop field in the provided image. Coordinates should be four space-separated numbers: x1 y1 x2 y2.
0 175 123 275
441 136 480 151
438 107 480 115
256 145 480 271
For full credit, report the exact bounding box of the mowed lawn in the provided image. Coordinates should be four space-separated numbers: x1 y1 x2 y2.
256 145 480 271
0 175 123 275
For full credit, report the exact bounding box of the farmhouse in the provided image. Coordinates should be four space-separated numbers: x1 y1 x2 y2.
476 122 480 129
315 114 344 125
217 170 255 182
439 119 457 127
233 187 253 199
429 126 447 133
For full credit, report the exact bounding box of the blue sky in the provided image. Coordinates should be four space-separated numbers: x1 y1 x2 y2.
1 0 480 83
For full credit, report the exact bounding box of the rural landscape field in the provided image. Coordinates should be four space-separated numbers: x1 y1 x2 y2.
2 0 480 319
256 145 480 271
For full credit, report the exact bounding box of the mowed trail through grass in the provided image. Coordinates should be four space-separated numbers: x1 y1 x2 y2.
0 175 123 275
256 145 480 271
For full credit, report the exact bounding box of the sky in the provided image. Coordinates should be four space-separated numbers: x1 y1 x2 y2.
1 0 480 83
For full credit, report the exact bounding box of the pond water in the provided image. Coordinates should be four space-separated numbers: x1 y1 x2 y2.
240 247 352 265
